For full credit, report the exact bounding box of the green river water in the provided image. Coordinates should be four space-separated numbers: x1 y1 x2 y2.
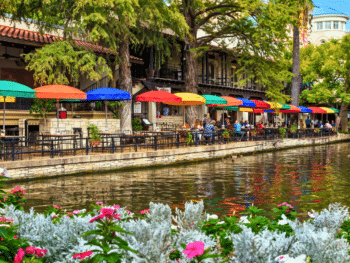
5 143 350 217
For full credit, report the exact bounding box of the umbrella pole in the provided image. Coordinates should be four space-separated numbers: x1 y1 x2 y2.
71 103 73 118
183 106 186 127
56 99 59 134
105 100 108 132
3 97 6 133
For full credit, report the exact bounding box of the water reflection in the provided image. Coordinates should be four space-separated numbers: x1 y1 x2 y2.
4 143 350 217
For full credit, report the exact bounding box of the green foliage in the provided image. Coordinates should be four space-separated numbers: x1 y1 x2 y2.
88 123 101 142
290 125 297 133
279 127 286 139
222 130 230 138
300 35 350 110
107 101 124 119
29 99 56 124
24 40 111 86
132 118 143 131
185 132 194 145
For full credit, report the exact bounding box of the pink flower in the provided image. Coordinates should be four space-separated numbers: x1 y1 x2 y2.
0 216 14 222
95 202 103 206
35 248 47 258
73 210 81 215
25 246 36 255
279 256 285 259
286 209 290 213
113 205 120 210
10 186 26 196
125 210 131 215
100 208 114 217
113 214 121 220
315 200 322 203
182 241 205 259
53 205 62 209
89 214 105 223
308 212 315 218
140 209 150 214
14 248 25 263
73 251 93 259
14 235 18 239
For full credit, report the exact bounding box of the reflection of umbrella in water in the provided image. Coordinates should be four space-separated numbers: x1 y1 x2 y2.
85 88 132 131
0 81 36 132
34 85 87 134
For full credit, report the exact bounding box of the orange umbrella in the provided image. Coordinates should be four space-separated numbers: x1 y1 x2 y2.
208 96 242 107
34 85 87 134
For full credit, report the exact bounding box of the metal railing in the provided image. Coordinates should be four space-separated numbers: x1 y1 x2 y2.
0 128 337 162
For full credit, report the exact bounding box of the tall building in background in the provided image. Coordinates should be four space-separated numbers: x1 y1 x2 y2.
306 8 349 46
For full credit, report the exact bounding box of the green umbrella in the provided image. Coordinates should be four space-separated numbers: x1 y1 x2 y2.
329 107 339 113
212 106 239 111
280 104 291 110
0 81 35 132
201 94 227 105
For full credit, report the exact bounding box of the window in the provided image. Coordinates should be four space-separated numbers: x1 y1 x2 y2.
334 21 339 29
317 22 323 30
320 40 326 44
325 21 331 29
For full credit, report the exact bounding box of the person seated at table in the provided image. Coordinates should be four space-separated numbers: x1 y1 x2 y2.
243 120 251 129
305 116 311 128
324 121 332 129
318 121 323 128
203 120 216 145
331 120 336 127
193 119 203 140
225 116 231 127
256 121 264 134
234 120 242 134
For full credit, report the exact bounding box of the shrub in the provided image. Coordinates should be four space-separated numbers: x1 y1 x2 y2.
132 118 143 131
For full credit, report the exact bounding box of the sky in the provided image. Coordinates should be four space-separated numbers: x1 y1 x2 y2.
313 0 350 31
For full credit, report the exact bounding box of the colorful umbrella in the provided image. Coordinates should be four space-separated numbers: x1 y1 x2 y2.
297 106 312 113
208 96 241 107
212 106 238 111
250 100 270 109
34 85 87 134
236 98 256 107
280 104 291 110
164 93 205 126
280 105 302 113
329 107 339 113
0 81 36 132
201 95 227 105
320 107 336 114
265 101 283 110
308 107 327 114
85 88 132 131
136 90 182 103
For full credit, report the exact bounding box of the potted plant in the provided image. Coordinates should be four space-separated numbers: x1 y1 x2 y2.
314 128 321 134
132 118 143 133
290 125 297 134
279 127 286 139
222 129 230 139
88 123 101 146
179 130 188 142
185 132 194 145
251 130 257 137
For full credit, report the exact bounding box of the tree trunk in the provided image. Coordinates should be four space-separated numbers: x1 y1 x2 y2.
118 35 132 133
108 60 117 88
339 102 348 131
291 26 301 106
184 40 199 126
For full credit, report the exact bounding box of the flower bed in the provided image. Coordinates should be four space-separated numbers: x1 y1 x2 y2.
1 174 350 262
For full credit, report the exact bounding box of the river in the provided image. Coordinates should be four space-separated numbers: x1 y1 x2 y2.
4 143 350 217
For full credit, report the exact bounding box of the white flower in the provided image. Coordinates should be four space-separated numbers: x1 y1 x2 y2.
0 168 10 178
275 254 307 263
0 224 10 227
171 225 178 230
206 214 218 220
217 221 225 225
278 214 289 225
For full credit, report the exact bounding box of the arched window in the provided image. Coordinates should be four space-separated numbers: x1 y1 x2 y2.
320 40 326 44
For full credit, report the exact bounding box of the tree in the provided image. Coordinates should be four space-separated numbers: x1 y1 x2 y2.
1 0 187 132
289 0 313 106
29 98 55 127
300 36 350 131
170 0 300 125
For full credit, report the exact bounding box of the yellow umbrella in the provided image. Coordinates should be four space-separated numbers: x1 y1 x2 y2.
265 101 283 109
320 107 335 113
239 107 253 112
0 97 15 102
164 92 206 126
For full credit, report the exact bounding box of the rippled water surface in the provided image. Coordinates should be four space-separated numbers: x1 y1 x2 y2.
5 143 350 216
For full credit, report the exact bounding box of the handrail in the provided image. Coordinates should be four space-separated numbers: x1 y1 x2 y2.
82 76 109 92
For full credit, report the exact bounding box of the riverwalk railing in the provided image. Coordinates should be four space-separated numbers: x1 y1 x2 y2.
0 128 337 162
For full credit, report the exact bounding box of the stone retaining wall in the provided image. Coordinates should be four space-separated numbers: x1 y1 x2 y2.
2 134 350 180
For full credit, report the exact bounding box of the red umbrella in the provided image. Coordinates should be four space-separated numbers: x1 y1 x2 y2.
280 105 302 113
308 107 327 114
136 91 182 103
34 85 87 134
250 100 271 109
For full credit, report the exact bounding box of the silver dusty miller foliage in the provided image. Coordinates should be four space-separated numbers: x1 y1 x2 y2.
2 202 350 263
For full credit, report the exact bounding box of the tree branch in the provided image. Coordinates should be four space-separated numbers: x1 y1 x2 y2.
194 4 240 18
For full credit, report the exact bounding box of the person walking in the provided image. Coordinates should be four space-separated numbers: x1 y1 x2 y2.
305 116 311 128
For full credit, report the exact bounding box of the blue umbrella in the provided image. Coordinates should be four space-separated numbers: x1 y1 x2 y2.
297 106 312 113
85 88 132 131
236 98 256 107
